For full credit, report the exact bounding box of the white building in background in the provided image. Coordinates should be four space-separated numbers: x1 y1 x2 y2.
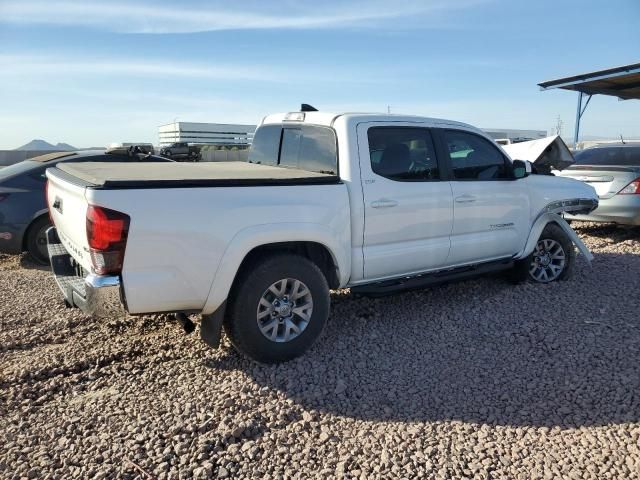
158 122 547 148
482 128 547 142
158 122 256 147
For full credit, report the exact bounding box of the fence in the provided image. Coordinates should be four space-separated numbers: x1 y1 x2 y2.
198 149 250 163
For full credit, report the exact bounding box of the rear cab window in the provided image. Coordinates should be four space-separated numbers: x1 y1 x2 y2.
248 124 338 175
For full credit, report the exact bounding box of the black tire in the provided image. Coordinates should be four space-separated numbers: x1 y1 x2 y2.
510 223 575 283
224 254 330 363
25 216 52 265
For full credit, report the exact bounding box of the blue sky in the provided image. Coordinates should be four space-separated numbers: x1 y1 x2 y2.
0 0 639 149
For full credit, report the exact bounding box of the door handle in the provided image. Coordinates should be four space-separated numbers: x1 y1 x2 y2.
455 195 477 203
371 199 398 209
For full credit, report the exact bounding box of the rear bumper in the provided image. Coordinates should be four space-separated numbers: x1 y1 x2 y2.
46 227 127 317
565 196 640 225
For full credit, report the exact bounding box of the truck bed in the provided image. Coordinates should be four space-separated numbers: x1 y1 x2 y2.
54 161 339 189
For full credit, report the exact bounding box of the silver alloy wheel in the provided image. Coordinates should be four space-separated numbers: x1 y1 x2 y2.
256 278 313 343
529 238 566 283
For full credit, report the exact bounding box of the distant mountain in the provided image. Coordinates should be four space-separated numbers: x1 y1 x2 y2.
15 139 55 150
15 139 77 151
55 142 77 151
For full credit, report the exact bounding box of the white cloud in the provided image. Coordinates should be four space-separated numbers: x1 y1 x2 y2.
0 0 488 33
0 53 396 85
0 53 280 81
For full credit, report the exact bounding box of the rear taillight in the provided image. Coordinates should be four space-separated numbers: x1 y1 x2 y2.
618 178 640 195
86 205 130 275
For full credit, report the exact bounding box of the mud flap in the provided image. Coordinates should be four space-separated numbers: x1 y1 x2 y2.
554 217 593 264
200 301 226 348
519 213 593 265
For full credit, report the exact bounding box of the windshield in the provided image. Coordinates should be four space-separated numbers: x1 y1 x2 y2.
574 147 640 166
248 124 338 175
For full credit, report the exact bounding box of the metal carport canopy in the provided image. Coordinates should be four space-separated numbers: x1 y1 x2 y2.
538 62 640 146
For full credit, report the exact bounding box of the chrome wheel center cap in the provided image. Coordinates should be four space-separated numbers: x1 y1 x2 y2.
276 303 292 317
540 254 551 266
257 278 313 343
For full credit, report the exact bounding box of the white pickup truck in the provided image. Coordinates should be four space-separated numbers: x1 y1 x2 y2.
46 110 598 362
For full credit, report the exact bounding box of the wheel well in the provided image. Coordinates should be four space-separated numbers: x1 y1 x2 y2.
235 242 340 289
22 214 49 251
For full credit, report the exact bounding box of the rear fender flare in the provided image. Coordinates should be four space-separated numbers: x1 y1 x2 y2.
201 223 349 315
517 213 593 264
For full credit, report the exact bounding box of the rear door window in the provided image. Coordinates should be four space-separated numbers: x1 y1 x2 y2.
367 127 439 181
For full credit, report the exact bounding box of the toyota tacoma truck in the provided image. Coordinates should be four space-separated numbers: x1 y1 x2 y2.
45 110 598 363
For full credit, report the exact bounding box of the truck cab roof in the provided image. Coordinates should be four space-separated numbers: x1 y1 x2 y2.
261 111 480 133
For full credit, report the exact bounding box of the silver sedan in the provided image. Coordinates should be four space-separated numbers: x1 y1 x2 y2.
556 144 640 225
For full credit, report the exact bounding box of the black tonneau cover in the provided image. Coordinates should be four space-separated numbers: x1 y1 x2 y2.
54 161 340 189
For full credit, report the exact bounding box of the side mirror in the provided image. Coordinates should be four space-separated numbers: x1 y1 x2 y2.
512 159 531 179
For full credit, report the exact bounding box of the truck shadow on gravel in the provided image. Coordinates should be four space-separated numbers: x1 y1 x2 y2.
18 254 50 271
206 251 640 428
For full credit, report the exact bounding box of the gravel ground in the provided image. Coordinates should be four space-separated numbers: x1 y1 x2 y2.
1 223 640 479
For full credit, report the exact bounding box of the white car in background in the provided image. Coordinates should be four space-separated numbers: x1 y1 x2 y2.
556 143 640 225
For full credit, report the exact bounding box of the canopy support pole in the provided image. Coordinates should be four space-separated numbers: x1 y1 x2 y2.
573 92 592 148
573 92 583 148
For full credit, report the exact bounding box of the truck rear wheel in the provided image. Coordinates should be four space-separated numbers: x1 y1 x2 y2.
225 254 330 363
511 223 575 283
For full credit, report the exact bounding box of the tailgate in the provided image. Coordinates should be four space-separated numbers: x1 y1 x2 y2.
46 168 93 271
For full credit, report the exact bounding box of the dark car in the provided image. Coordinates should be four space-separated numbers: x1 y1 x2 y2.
0 149 172 264
160 142 200 161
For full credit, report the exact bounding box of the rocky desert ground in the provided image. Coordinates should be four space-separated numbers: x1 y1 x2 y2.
1 223 639 479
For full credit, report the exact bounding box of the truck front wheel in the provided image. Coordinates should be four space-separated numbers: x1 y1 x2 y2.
225 254 330 363
511 223 575 283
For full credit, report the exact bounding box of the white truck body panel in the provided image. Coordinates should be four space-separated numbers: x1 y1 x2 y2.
355 121 454 279
46 175 350 314
46 112 599 317
448 178 529 265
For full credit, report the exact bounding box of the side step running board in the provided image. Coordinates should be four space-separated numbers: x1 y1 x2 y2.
351 259 514 297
